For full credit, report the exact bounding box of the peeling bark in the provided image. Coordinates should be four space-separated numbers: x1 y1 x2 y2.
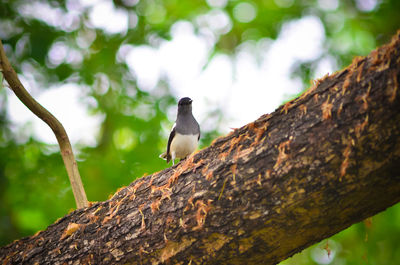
1 31 400 265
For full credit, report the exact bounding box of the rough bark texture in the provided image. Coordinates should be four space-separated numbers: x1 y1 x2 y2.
1 31 400 265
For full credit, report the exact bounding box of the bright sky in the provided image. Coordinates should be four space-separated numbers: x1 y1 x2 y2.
6 0 336 146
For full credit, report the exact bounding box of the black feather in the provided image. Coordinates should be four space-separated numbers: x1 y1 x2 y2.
166 126 176 163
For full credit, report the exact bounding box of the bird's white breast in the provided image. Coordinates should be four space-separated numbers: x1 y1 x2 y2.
170 133 199 159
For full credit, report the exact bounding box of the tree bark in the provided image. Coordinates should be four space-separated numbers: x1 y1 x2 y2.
1 31 400 265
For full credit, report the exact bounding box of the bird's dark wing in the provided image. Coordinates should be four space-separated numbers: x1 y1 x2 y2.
166 126 176 163
197 121 200 140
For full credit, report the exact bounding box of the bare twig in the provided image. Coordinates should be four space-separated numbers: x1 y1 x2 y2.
0 39 88 209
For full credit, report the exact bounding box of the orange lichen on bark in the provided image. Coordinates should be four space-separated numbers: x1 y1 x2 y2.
218 150 229 161
342 74 352 95
109 185 127 199
311 78 321 88
299 105 307 116
132 180 145 194
88 212 100 224
351 56 364 70
206 170 213 181
60 223 82 240
166 159 194 187
138 206 146 230
179 218 188 229
193 200 212 231
91 205 102 216
151 183 168 194
129 193 136 201
356 93 369 112
138 245 149 262
180 155 195 172
102 201 121 224
263 121 269 131
337 102 344 117
201 165 209 176
356 82 372 112
168 168 182 186
266 169 272 179
161 188 172 201
281 101 294 114
378 58 391 72
355 115 369 138
340 141 352 179
169 155 198 184
389 30 400 47
233 145 242 162
299 75 326 101
151 198 161 214
235 147 253 161
370 49 381 66
200 165 214 181
356 60 365 82
377 41 394 71
50 247 62 255
251 123 268 147
321 97 333 120
192 159 205 172
231 164 237 183
188 196 194 208
314 94 319 103
257 173 262 186
219 139 230 151
184 197 194 212
388 71 398 103
246 122 256 132
115 215 121 225
274 140 291 169
227 134 244 154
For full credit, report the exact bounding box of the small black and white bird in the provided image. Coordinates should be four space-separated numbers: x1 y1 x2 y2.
160 97 200 165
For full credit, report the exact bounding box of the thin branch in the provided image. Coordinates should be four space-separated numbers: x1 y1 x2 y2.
0 39 88 209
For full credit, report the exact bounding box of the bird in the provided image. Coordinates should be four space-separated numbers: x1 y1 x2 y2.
160 97 200 165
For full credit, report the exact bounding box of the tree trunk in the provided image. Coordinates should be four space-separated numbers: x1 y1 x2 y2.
1 31 400 265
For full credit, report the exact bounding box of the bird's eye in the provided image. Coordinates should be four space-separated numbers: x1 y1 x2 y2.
178 98 191 105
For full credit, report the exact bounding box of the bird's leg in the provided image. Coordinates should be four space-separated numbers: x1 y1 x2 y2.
171 152 176 166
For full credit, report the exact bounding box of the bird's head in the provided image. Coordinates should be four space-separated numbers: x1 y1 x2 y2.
178 97 193 114
178 97 192 106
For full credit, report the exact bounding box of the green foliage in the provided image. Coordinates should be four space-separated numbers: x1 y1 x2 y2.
0 0 399 263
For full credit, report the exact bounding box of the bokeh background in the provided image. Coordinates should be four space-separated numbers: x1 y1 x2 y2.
1 0 399 264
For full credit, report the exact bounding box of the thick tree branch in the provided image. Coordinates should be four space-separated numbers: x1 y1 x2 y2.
1 31 400 264
0 39 88 209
